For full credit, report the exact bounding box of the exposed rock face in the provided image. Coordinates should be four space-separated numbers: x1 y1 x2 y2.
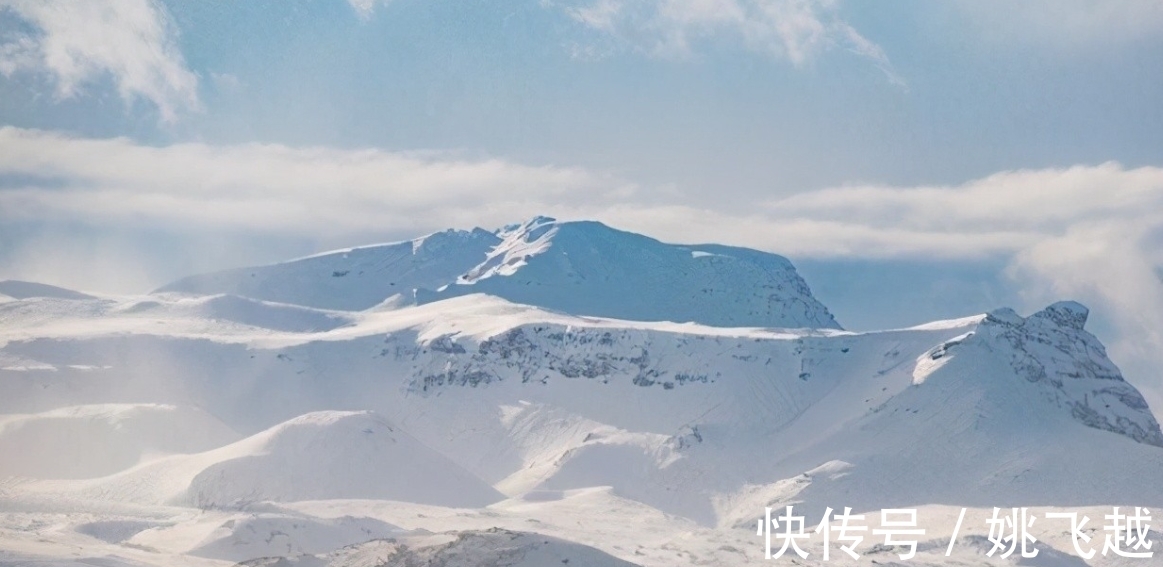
975 301 1163 446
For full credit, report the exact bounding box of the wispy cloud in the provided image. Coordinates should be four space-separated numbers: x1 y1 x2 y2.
0 0 198 122
552 0 903 85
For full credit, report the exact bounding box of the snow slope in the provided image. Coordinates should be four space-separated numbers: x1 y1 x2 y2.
157 228 501 312
157 217 840 329
15 411 503 509
129 512 401 562
0 280 95 300
237 528 643 567
419 217 840 329
0 404 238 479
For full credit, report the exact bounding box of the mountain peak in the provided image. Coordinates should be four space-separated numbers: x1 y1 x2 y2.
1030 300 1089 330
427 218 841 328
971 301 1163 446
984 300 1091 331
158 219 841 329
498 215 557 236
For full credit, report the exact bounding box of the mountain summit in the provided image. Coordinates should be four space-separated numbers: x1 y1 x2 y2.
157 217 841 329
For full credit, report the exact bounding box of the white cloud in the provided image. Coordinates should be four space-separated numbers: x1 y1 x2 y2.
0 127 638 238
759 163 1163 253
3 127 1162 261
0 0 198 122
553 0 903 84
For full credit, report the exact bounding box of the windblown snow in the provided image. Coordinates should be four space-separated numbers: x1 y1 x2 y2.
1 218 1160 566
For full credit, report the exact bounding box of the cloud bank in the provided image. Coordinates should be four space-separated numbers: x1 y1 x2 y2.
0 127 637 238
2 127 1161 261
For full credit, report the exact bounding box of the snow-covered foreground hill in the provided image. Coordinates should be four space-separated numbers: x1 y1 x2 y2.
1 220 1160 566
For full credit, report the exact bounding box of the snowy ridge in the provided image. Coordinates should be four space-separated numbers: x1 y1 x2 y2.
456 216 561 282
157 228 502 311
421 216 841 329
157 217 840 329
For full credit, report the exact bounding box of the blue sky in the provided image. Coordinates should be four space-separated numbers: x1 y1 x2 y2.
2 1 1163 406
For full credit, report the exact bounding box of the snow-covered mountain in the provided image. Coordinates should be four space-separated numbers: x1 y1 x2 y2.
1 221 1160 566
157 216 840 329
